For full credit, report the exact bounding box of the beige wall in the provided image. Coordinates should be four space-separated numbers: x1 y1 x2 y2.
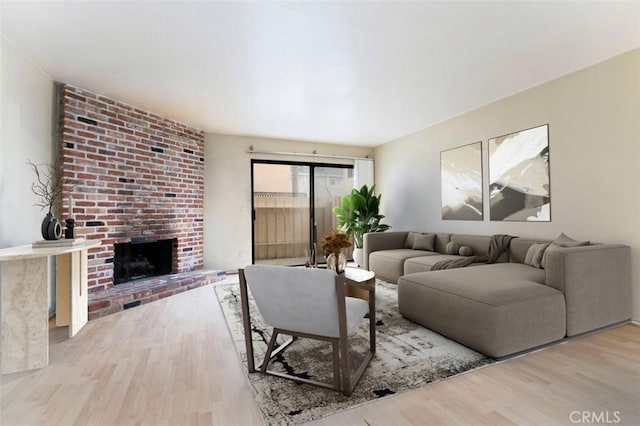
204 134 373 271
1 36 57 312
374 48 640 321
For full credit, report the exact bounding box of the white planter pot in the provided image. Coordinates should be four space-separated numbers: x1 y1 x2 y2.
352 248 364 268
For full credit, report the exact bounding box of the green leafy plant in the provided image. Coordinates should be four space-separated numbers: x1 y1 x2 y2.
333 184 391 248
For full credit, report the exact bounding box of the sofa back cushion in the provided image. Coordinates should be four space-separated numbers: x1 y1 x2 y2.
450 234 492 258
434 233 452 254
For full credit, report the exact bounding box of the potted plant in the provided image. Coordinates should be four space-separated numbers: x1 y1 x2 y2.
333 184 391 266
28 160 65 240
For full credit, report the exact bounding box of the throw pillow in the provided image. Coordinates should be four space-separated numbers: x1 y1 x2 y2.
412 233 436 251
524 242 550 269
404 232 418 249
446 241 460 255
554 232 589 246
458 245 473 257
541 233 590 269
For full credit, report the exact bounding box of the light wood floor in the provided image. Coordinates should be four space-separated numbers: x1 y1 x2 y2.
1 283 638 425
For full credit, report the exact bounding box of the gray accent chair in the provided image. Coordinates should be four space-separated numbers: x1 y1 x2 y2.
239 265 376 396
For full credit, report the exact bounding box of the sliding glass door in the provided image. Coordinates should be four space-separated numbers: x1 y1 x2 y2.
252 160 353 266
252 163 311 266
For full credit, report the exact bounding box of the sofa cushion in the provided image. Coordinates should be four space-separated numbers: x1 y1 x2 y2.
398 263 566 358
412 233 436 251
400 263 549 305
403 254 481 275
524 242 550 269
369 249 436 283
434 233 452 254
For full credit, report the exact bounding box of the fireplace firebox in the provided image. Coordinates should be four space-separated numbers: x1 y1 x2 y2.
114 239 176 284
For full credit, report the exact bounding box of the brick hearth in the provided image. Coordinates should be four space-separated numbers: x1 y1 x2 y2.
88 270 226 320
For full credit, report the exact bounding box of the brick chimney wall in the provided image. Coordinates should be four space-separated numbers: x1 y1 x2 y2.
59 84 205 292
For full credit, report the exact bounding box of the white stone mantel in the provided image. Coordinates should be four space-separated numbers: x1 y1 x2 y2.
0 240 101 261
0 239 100 374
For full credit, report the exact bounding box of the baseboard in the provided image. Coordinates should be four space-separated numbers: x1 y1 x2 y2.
495 319 633 361
496 338 567 361
566 319 633 340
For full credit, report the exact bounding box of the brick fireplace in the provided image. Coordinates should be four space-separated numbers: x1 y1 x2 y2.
58 84 221 318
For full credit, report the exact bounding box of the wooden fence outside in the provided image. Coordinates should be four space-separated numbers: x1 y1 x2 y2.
253 192 350 263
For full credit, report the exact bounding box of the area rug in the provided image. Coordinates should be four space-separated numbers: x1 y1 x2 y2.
215 279 494 425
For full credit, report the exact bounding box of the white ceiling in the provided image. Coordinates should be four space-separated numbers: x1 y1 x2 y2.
2 1 639 147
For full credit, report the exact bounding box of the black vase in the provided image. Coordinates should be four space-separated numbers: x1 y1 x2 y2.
41 213 63 240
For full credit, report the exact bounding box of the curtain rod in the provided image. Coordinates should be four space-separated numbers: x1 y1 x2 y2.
245 148 373 161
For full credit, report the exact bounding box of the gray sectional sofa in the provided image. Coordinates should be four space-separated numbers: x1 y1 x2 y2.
363 231 632 358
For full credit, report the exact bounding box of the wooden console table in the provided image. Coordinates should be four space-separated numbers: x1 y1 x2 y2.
0 240 100 374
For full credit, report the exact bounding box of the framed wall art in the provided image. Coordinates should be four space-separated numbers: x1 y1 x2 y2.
441 141 483 221
488 124 550 221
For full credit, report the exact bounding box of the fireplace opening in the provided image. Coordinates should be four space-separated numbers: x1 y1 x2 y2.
114 238 176 284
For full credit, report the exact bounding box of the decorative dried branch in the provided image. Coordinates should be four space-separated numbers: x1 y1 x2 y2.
27 160 65 214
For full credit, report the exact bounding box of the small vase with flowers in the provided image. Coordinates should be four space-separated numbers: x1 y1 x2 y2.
320 230 352 274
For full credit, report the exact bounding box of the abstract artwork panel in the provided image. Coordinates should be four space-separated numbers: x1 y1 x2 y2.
441 142 483 220
488 124 550 221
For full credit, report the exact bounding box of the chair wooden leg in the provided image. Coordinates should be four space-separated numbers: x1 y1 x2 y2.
238 269 256 373
331 340 340 391
261 330 279 374
339 337 351 396
252 326 374 396
369 292 376 353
